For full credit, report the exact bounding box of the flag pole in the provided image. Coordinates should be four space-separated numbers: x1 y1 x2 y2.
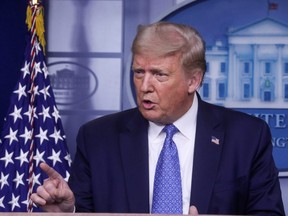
27 0 42 212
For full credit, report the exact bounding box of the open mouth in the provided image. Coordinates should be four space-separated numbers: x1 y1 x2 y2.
142 100 154 109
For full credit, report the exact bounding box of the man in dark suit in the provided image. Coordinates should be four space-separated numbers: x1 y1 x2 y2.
31 22 284 215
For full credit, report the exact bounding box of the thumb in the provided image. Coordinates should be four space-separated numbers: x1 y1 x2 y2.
189 205 198 215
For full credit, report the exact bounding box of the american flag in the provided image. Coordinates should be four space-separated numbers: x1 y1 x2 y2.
211 136 220 145
0 1 71 212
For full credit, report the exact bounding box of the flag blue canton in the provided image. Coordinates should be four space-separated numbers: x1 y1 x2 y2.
0 33 71 211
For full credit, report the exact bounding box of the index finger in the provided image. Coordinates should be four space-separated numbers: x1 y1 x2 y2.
40 162 63 180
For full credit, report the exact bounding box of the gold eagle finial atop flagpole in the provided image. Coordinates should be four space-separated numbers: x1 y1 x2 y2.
26 0 46 54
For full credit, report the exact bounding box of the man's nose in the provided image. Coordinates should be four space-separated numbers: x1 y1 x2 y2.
140 74 154 92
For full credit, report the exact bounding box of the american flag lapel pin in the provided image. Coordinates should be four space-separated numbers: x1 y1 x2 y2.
211 136 220 145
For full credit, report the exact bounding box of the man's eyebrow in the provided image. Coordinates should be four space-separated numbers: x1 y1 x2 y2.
132 66 142 71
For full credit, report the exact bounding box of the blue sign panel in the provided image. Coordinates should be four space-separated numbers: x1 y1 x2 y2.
236 108 288 173
161 0 288 175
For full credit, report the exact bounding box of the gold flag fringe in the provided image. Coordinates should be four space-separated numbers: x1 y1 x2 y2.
26 4 46 54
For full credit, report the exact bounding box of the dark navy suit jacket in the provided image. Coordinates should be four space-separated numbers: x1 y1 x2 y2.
69 95 284 215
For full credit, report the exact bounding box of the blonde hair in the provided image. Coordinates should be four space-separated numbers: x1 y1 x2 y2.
131 22 206 79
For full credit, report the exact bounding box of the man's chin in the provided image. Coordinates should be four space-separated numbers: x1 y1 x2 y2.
139 109 161 123
139 110 170 124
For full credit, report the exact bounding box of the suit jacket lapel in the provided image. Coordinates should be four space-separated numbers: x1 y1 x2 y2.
119 109 150 213
190 95 224 214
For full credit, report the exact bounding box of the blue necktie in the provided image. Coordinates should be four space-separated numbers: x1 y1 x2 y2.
152 124 183 214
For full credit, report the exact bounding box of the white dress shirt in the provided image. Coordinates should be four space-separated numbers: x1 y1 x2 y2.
148 95 198 214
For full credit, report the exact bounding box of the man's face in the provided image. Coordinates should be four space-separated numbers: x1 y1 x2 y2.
132 54 197 124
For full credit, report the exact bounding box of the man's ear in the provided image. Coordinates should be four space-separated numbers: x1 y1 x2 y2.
187 69 203 94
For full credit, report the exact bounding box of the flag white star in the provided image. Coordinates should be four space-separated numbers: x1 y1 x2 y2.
13 83 27 101
15 149 29 167
64 171 70 182
42 62 49 78
52 106 61 123
22 194 37 209
20 61 30 79
0 173 9 189
34 41 41 55
24 105 38 122
39 85 51 100
29 85 40 97
13 171 25 189
0 196 5 208
28 173 41 186
19 127 32 145
33 61 42 78
4 128 18 145
33 149 45 166
33 172 42 186
64 153 72 167
9 105 23 123
48 149 62 166
8 193 20 211
35 127 49 145
0 150 14 167
49 127 63 144
21 198 29 209
39 105 51 122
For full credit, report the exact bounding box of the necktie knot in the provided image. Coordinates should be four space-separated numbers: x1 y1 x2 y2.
163 124 179 138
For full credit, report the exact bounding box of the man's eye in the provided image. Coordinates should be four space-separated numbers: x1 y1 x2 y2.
156 73 164 77
155 73 168 81
133 70 144 77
